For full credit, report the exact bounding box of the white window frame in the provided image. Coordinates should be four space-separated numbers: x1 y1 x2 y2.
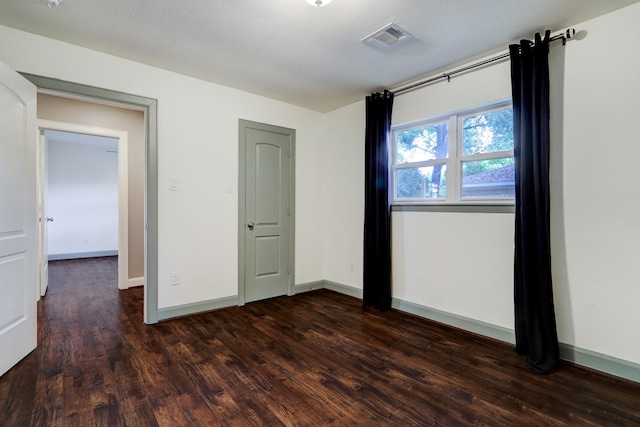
391 99 514 205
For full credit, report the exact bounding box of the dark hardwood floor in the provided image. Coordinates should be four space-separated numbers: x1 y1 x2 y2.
1 257 639 426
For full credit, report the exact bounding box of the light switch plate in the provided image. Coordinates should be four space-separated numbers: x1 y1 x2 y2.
170 271 180 285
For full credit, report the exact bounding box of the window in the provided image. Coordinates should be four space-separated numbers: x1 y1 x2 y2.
392 100 514 204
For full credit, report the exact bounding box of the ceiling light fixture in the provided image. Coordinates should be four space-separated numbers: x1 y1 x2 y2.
306 0 332 7
40 0 61 7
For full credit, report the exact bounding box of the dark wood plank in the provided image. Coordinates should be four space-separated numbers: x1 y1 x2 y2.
1 256 639 426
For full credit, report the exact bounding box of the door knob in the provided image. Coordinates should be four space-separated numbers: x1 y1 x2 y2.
46 217 54 222
247 221 254 230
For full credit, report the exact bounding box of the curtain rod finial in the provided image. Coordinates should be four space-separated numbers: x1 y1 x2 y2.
562 28 576 45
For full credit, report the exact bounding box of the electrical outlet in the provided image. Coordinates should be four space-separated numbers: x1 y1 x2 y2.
170 271 180 285
83 236 90 244
350 260 355 271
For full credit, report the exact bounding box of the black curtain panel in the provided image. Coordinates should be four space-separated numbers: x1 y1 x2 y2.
509 30 560 374
363 90 394 311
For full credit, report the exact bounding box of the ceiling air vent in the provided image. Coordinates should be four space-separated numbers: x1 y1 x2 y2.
362 23 413 50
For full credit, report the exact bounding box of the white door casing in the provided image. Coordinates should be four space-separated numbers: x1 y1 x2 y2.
0 60 38 377
37 130 49 297
36 121 129 290
238 120 295 304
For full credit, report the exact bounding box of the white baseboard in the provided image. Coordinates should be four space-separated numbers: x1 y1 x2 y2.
295 280 325 293
323 280 363 299
49 250 118 261
157 296 237 321
128 277 144 288
295 280 363 298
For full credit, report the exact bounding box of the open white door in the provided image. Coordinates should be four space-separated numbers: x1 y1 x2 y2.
0 60 38 377
38 130 49 297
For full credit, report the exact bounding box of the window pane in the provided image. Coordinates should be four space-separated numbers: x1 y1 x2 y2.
462 108 513 156
461 158 514 198
396 122 449 163
396 165 447 200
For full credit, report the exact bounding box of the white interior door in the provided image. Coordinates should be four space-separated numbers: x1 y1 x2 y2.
0 60 38 377
38 130 49 297
241 121 294 303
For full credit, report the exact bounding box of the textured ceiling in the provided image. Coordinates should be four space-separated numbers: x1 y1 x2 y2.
0 0 638 112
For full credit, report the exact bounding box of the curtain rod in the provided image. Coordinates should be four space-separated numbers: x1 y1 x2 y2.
391 28 576 96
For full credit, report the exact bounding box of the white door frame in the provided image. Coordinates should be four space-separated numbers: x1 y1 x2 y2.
37 130 49 297
37 120 129 291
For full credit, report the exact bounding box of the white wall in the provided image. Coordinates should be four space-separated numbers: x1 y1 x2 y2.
391 57 515 330
47 137 119 257
322 101 365 289
323 58 516 328
553 4 640 364
0 25 324 309
323 2 640 366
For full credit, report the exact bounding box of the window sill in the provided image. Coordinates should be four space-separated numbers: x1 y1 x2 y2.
391 204 515 214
